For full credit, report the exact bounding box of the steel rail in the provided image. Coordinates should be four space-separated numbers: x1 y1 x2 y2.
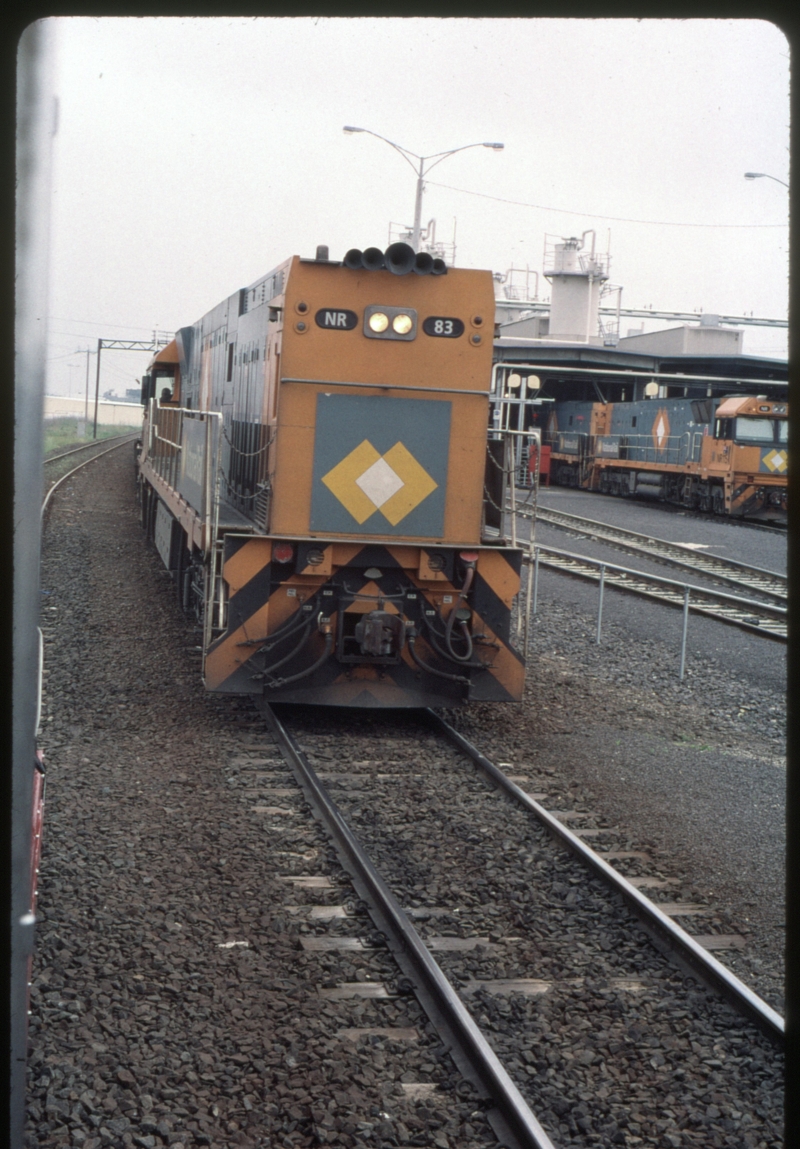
41 436 137 516
43 431 137 467
429 712 785 1047
260 703 558 1149
517 504 787 603
528 543 787 640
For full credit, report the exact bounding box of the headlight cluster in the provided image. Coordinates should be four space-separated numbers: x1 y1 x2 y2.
364 305 417 341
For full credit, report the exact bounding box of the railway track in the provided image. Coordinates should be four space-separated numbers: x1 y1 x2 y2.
258 705 783 1149
505 501 787 641
528 544 787 642
517 504 787 604
42 432 138 514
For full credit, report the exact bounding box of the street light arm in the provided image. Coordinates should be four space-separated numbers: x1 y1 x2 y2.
744 171 789 188
422 141 504 177
343 126 421 177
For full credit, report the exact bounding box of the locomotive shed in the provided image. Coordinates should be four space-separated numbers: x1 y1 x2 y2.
29 441 784 1146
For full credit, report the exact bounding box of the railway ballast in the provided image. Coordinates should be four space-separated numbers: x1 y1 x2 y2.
30 446 785 1149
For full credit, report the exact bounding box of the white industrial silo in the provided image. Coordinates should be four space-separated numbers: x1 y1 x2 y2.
543 231 609 343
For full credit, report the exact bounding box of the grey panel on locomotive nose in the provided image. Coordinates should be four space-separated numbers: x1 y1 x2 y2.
310 394 451 537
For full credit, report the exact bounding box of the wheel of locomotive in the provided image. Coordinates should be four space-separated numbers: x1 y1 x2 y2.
599 470 610 494
698 487 711 513
712 487 725 514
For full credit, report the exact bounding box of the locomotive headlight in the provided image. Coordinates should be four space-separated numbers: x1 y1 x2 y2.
364 304 418 341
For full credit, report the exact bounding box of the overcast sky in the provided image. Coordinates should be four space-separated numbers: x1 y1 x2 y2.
41 16 790 398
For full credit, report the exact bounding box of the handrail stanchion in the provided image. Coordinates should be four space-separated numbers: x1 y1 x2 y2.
521 431 540 653
508 432 517 550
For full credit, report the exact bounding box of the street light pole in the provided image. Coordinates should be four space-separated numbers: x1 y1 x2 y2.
343 126 503 253
744 171 789 188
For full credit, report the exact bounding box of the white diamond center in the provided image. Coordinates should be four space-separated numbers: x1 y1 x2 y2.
355 457 405 509
655 416 667 445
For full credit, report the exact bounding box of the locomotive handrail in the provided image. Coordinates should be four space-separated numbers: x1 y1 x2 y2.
152 433 182 451
617 431 693 467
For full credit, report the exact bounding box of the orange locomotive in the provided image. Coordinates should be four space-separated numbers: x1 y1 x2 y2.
546 394 788 521
137 243 525 707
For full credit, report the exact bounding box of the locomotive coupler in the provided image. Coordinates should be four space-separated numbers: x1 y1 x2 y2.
354 610 407 658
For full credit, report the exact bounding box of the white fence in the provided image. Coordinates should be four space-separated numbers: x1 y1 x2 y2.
44 395 142 427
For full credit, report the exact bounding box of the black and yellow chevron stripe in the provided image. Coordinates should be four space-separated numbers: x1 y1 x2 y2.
204 538 523 707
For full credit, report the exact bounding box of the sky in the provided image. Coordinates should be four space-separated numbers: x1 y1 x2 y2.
40 16 790 398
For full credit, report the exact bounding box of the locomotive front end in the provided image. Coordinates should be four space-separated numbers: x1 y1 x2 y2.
139 245 525 708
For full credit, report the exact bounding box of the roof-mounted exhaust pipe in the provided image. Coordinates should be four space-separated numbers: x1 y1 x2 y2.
361 246 386 271
384 242 417 276
343 248 364 269
343 241 437 276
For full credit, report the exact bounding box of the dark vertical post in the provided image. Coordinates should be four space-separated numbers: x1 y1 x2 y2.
92 338 102 439
84 348 90 422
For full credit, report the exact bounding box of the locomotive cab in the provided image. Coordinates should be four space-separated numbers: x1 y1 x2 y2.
714 411 788 447
141 341 181 407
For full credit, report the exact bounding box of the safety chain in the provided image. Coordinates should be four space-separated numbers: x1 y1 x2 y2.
221 423 276 459
484 445 517 478
219 477 271 505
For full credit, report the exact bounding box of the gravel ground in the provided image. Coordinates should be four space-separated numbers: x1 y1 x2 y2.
30 450 501 1149
29 448 785 1149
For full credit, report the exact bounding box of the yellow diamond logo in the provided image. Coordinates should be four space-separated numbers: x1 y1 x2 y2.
322 439 438 526
763 449 788 474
